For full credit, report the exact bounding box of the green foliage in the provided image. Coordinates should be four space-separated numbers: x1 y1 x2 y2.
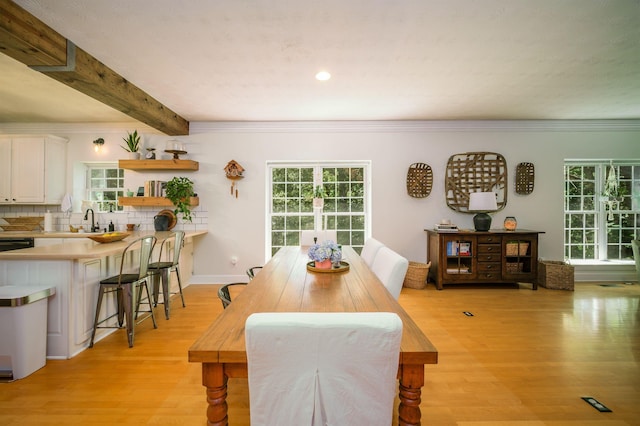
165 177 195 222
121 130 140 152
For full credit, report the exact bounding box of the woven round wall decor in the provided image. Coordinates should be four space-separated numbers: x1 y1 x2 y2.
406 163 433 198
445 152 507 212
515 162 535 194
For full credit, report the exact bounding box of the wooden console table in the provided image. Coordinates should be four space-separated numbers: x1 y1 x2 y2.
426 229 543 290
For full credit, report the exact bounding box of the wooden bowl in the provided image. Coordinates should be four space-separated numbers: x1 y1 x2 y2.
3 216 44 225
87 232 131 243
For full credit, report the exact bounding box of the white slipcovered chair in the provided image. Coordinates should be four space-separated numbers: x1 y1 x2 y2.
245 312 403 426
360 237 385 267
631 239 640 282
370 246 409 300
300 230 338 246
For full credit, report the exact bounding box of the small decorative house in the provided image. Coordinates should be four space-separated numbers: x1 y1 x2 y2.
224 160 245 198
224 160 245 179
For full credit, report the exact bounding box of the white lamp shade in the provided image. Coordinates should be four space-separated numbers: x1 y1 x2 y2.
468 192 498 212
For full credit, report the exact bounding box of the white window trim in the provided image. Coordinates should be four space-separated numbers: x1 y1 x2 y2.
265 160 372 261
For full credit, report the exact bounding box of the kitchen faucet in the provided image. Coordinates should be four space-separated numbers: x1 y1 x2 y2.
84 208 99 232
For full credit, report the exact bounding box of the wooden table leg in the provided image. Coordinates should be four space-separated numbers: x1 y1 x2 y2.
202 363 228 426
398 364 424 426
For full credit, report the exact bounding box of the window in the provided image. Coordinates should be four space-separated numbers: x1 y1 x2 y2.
268 162 370 257
564 161 640 261
86 164 125 212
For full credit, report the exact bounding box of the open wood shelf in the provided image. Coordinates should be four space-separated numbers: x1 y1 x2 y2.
118 196 199 207
118 159 199 171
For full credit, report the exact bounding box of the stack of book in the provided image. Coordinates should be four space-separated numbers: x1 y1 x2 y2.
435 223 458 232
144 180 167 197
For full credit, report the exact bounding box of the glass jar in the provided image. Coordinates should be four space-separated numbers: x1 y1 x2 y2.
504 216 517 231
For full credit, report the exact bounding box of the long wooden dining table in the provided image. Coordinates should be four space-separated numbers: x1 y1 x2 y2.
188 246 438 425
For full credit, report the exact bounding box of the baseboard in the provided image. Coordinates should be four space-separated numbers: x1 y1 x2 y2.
189 274 249 285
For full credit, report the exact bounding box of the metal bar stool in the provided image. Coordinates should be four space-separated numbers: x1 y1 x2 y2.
218 283 247 309
148 231 186 320
89 235 158 348
246 266 262 280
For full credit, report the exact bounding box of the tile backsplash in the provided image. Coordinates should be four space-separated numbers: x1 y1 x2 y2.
0 204 208 233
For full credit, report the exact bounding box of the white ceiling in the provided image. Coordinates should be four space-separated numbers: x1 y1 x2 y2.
3 0 640 126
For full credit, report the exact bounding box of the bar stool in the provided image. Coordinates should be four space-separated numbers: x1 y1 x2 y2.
218 283 247 309
89 235 157 348
148 231 186 320
246 266 262 280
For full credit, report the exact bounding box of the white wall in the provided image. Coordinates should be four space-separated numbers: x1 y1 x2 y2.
184 121 640 283
2 120 640 283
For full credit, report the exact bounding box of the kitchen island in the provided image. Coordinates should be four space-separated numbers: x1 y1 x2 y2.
0 230 206 359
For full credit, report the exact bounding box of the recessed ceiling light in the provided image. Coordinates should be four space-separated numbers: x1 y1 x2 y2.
315 71 331 81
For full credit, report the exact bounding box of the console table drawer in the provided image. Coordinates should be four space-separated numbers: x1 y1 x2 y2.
477 262 501 272
477 271 501 280
478 253 500 262
477 244 501 254
477 235 500 244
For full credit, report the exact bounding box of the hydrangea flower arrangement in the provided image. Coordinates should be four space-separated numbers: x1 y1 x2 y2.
308 240 342 262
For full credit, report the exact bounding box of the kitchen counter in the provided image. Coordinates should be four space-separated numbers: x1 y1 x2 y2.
0 229 206 359
0 230 207 260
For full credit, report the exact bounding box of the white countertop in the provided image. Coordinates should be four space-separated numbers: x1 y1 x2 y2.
0 230 207 260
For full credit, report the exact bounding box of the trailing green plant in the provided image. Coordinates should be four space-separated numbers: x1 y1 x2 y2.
313 185 325 199
121 130 141 152
165 176 195 222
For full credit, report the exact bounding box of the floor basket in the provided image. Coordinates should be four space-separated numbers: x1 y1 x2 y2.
538 260 574 290
403 261 431 289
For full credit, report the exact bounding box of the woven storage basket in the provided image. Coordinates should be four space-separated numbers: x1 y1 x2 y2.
403 261 431 289
506 242 529 256
506 262 523 273
538 260 574 291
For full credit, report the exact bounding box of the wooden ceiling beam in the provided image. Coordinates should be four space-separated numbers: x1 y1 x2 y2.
0 0 189 135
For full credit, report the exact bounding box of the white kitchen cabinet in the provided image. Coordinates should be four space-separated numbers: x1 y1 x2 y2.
0 139 11 202
0 135 67 204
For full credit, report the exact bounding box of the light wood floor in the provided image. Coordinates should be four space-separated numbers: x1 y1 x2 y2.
0 282 638 425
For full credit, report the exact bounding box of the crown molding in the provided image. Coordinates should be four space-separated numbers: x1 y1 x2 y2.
0 122 162 135
2 119 640 135
189 119 640 133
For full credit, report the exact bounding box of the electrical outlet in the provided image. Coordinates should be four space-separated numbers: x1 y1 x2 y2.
230 256 238 266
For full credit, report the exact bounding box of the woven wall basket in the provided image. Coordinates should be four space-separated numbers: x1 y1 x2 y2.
515 162 535 194
445 152 507 212
406 163 433 198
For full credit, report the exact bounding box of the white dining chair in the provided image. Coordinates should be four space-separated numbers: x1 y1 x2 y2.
360 237 385 267
245 312 402 426
370 246 409 300
632 239 640 282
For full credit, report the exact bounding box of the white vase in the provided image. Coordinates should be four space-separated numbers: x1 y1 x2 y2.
128 152 141 160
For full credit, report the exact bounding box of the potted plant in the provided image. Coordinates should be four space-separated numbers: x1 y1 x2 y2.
307 240 341 269
313 185 325 208
121 130 141 159
165 176 195 222
601 164 627 221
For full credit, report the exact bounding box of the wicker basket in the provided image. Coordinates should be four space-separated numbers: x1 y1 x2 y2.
538 260 574 291
506 262 523 273
506 242 529 256
403 261 431 289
